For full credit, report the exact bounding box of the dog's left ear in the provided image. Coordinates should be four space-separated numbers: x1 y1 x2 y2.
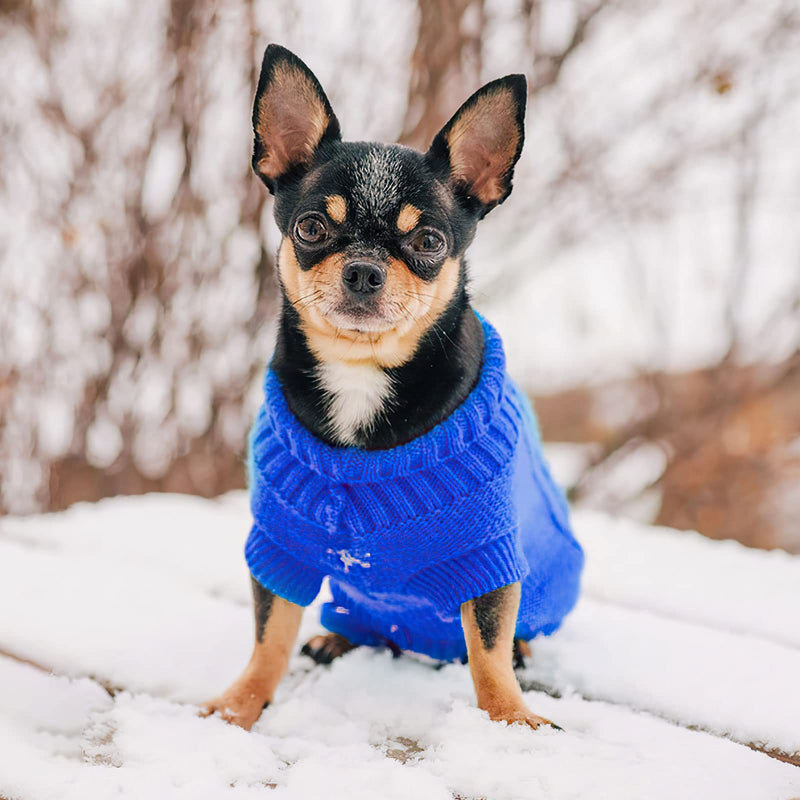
252 44 341 192
427 75 526 215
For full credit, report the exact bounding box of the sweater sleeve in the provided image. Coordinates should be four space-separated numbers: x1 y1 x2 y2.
401 531 528 614
245 523 325 607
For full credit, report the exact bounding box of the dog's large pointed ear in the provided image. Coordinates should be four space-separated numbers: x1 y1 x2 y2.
427 75 526 215
251 44 341 192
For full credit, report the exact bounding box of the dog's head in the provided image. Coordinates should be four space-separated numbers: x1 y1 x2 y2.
253 44 526 367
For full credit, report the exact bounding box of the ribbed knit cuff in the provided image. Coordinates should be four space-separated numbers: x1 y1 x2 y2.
403 533 526 614
245 524 325 607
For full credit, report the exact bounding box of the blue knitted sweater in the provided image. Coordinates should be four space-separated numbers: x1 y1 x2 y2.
245 317 583 661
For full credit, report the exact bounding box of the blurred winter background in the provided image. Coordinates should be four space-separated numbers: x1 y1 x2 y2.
1 0 799 552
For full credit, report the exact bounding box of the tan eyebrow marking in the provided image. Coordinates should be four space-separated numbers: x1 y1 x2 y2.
396 204 422 233
325 195 347 224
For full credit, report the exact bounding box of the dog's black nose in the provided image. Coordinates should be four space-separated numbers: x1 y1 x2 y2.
342 261 385 295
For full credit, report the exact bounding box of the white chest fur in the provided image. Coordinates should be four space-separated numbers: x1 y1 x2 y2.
316 361 393 445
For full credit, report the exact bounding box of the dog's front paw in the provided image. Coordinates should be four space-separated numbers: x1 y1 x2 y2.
485 705 563 732
200 676 270 730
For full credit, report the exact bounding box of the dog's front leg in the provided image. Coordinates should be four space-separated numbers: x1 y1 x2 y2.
201 576 302 730
461 583 559 730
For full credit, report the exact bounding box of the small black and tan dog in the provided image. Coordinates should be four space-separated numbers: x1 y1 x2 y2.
202 44 557 732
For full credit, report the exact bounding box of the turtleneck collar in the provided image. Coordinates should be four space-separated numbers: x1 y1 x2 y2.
258 315 510 484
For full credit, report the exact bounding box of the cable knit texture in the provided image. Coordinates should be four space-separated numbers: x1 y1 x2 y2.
246 316 584 660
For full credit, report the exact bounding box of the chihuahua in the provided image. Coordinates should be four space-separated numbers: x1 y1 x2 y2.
202 44 582 733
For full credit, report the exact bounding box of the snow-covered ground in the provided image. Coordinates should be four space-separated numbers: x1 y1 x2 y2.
1 492 798 800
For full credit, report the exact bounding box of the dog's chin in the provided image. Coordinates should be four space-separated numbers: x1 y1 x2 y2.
323 306 398 335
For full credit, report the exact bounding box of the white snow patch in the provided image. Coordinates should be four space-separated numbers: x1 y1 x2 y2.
0 492 798 799
141 124 186 221
575 509 800 649
85 414 123 468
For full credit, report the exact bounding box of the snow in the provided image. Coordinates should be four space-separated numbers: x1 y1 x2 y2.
525 599 800 753
0 492 798 799
576 512 800 649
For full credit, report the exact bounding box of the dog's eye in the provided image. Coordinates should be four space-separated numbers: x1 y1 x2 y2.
294 214 328 245
408 229 445 256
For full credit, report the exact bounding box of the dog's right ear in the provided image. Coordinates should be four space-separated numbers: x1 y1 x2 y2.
252 44 341 193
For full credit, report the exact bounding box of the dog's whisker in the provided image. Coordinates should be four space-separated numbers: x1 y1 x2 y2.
290 290 325 312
